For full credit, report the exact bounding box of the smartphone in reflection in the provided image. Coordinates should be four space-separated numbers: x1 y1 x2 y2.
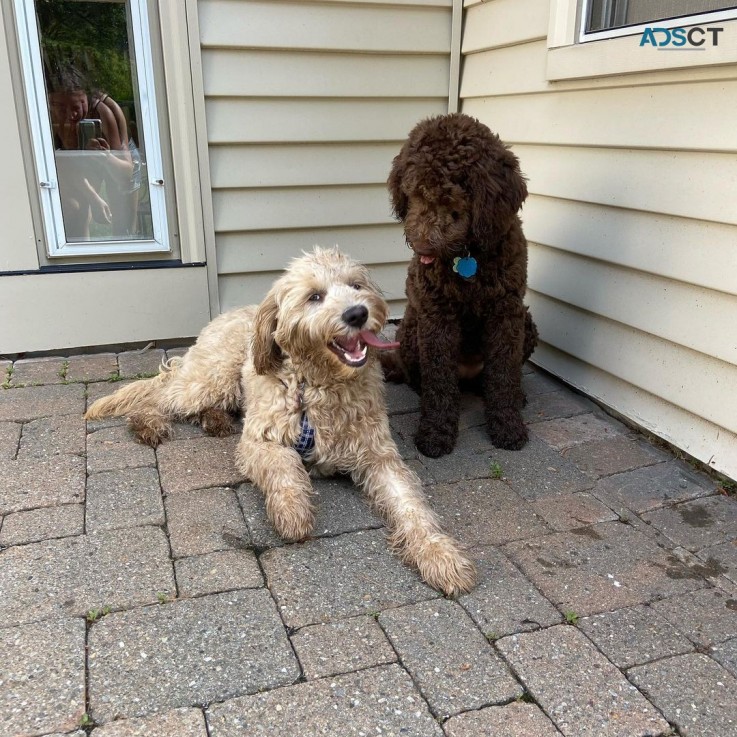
78 118 102 150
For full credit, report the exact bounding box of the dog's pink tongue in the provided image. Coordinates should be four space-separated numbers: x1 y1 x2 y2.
360 330 400 351
420 255 436 265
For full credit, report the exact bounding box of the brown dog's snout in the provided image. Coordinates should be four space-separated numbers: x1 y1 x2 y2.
342 305 368 328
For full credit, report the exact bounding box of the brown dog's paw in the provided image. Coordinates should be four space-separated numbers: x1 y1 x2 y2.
128 413 170 447
415 424 456 458
487 410 528 450
199 408 237 437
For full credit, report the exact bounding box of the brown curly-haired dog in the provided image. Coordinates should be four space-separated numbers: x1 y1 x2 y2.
86 247 476 596
383 113 538 458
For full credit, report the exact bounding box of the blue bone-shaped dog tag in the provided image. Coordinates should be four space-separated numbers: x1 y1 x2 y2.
452 256 478 279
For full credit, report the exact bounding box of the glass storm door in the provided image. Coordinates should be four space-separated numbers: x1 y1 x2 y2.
15 0 169 257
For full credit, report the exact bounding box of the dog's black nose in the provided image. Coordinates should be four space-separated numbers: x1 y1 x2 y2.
342 305 368 328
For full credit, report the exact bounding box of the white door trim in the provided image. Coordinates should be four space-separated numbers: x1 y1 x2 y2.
13 0 170 258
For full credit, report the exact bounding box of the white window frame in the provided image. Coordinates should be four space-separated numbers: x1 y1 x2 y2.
580 0 737 43
547 0 737 80
14 0 170 258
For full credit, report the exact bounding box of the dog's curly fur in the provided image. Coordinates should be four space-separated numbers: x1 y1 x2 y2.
382 113 538 458
85 247 476 596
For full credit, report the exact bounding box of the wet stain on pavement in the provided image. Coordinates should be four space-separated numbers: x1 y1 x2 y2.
678 503 714 528
570 526 603 540
687 556 729 580
657 554 728 581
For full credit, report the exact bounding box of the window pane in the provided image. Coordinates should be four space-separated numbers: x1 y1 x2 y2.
36 0 151 243
587 0 737 32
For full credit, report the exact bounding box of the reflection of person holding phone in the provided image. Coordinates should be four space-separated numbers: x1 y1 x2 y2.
46 65 134 239
87 90 140 235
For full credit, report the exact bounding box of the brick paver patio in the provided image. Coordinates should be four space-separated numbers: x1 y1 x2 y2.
1 349 736 737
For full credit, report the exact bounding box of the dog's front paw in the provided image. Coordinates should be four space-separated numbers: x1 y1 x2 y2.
487 409 528 450
270 498 314 543
414 535 477 597
415 426 456 458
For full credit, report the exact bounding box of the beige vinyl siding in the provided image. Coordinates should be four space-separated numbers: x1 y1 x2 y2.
1 267 211 354
198 0 455 315
461 0 737 478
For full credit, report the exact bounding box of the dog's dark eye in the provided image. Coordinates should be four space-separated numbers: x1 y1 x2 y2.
350 283 362 291
308 292 323 303
451 211 460 221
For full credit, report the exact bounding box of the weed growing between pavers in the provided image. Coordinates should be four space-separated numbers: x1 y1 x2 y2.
58 360 69 382
2 365 13 389
86 606 112 622
490 461 504 479
718 477 736 497
564 610 579 625
515 691 536 704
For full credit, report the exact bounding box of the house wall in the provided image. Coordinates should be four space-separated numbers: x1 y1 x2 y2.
196 0 456 316
461 0 737 478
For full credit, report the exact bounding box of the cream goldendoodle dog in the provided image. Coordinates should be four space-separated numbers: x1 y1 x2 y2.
85 247 476 596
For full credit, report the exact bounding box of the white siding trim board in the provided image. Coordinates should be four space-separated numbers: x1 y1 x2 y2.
202 50 450 98
519 146 737 226
212 184 395 233
219 262 409 315
209 142 403 189
215 225 408 275
199 0 452 54
204 98 448 144
463 79 737 151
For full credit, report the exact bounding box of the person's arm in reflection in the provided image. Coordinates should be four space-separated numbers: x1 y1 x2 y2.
88 92 133 186
83 177 112 224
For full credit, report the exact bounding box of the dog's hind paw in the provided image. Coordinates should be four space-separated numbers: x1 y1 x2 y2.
415 536 477 597
199 408 237 437
128 413 171 447
378 352 406 384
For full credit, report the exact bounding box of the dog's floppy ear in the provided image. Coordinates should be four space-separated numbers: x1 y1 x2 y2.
387 151 409 221
470 145 528 243
252 290 282 375
498 147 528 215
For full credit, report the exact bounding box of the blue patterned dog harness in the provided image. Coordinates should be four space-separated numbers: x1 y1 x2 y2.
294 411 315 458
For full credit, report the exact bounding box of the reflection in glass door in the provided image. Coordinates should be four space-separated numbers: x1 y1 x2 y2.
15 0 169 257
